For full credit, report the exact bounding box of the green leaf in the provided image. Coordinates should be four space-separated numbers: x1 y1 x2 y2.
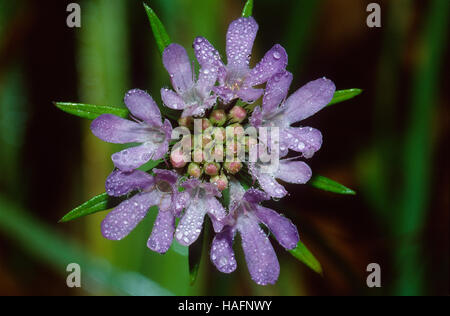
289 241 323 275
143 3 171 55
242 0 254 17
220 187 230 208
188 225 205 286
59 193 124 223
61 159 163 223
54 102 128 120
328 89 362 106
309 175 356 195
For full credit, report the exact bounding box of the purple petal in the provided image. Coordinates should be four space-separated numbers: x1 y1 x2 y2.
161 88 187 110
210 228 237 274
280 127 322 158
162 43 193 94
250 106 263 127
206 197 227 233
229 179 246 210
249 163 287 199
101 192 156 240
226 17 258 70
193 37 225 74
243 189 269 204
147 209 176 254
105 170 154 197
262 71 292 116
175 199 206 246
197 64 218 96
181 178 202 191
213 86 235 105
153 169 179 185
236 87 263 103
245 44 288 87
112 142 159 172
255 206 299 250
90 114 150 144
276 160 312 184
173 191 190 217
284 78 336 124
124 89 162 126
237 215 280 285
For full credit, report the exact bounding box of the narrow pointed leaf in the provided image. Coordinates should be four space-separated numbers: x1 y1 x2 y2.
61 160 163 223
143 3 171 55
308 175 356 195
54 102 128 120
309 175 356 195
242 0 254 17
59 193 124 223
327 89 362 106
289 241 323 275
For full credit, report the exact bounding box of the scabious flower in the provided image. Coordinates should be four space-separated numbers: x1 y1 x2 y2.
249 71 335 198
91 89 172 172
175 179 227 246
65 4 347 287
210 180 299 285
101 169 187 254
193 17 288 104
161 43 218 118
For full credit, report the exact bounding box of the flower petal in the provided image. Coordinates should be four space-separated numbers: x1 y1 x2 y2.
193 37 225 73
280 127 322 158
153 168 179 185
111 142 159 172
90 114 150 144
147 209 176 254
161 88 187 110
250 106 263 127
275 160 312 184
249 163 287 199
262 71 292 116
237 215 280 285
283 77 335 124
175 198 206 246
236 87 263 103
162 43 193 94
229 179 246 210
210 227 237 274
197 64 218 96
124 89 162 126
226 17 258 70
243 189 269 204
101 192 156 240
105 170 154 197
206 197 227 233
245 44 288 87
255 206 299 250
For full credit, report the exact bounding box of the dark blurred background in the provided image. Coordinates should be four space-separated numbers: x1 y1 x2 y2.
0 0 448 296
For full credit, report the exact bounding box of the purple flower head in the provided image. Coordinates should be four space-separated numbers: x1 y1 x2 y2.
161 43 218 117
248 155 312 199
210 180 299 285
175 178 227 246
250 71 335 158
101 169 186 254
193 17 288 104
91 89 172 172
